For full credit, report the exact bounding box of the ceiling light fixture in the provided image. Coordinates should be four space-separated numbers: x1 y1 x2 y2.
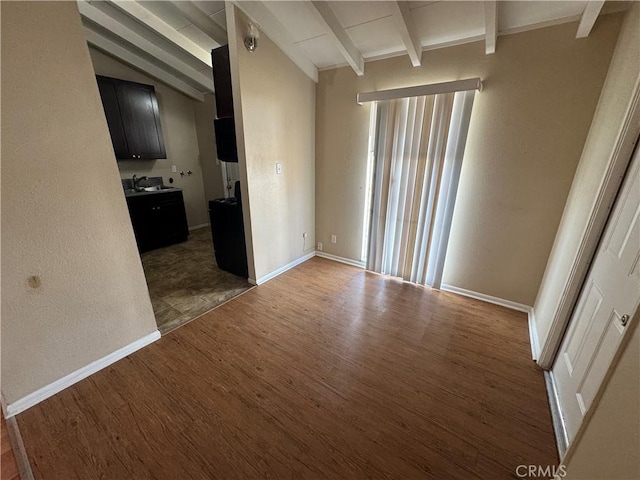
244 22 259 52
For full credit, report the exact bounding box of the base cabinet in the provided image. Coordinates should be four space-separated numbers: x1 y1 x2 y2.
126 191 188 253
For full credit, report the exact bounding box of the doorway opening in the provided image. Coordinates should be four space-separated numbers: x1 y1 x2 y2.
120 172 252 335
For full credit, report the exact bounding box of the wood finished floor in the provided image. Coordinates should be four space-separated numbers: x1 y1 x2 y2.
16 257 558 479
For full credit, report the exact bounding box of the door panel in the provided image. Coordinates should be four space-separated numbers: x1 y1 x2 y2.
575 310 626 412
562 281 604 374
117 82 166 159
96 76 129 159
552 145 640 444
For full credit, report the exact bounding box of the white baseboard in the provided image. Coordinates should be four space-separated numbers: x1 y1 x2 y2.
255 251 315 285
4 330 161 418
440 284 539 359
5 415 34 480
315 251 365 268
544 371 569 459
528 309 541 361
440 284 532 313
188 223 210 231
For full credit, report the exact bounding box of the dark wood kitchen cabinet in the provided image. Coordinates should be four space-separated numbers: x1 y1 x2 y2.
212 45 234 118
96 75 166 160
211 45 238 162
126 191 188 253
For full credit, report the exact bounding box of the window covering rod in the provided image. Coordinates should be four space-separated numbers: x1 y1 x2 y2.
357 78 482 105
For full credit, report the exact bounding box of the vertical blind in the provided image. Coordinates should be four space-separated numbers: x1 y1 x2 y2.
365 89 476 289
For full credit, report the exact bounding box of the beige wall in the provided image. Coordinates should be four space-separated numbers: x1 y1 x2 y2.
1 2 158 404
89 48 213 228
193 93 226 202
316 15 622 306
564 316 640 479
231 8 316 282
534 4 640 358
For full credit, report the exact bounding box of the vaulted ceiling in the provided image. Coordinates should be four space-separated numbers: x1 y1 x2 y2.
80 1 626 101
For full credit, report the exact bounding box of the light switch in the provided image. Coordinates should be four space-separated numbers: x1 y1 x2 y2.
276 163 282 175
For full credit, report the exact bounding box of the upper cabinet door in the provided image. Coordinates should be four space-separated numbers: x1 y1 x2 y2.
116 81 166 160
95 75 166 160
212 45 234 118
96 76 129 159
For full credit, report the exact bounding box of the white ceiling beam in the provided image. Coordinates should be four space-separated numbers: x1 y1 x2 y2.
388 1 422 67
109 0 212 68
484 1 497 54
83 28 205 102
307 1 364 76
172 1 227 46
78 1 214 91
576 1 605 38
231 1 319 83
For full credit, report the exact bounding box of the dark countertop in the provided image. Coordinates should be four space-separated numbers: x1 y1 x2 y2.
122 176 182 197
124 187 183 198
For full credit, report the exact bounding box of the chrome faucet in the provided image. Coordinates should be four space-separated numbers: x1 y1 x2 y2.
132 174 148 190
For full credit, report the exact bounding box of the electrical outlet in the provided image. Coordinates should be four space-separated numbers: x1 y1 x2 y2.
171 165 177 173
331 234 337 244
276 163 282 175
317 242 323 251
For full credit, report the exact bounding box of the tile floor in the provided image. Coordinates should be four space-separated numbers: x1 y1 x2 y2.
141 226 252 334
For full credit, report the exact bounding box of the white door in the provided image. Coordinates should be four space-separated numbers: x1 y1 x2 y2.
552 145 640 445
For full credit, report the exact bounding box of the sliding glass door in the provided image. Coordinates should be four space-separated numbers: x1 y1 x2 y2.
364 89 476 289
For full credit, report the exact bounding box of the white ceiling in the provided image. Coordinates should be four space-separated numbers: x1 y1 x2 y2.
79 1 627 101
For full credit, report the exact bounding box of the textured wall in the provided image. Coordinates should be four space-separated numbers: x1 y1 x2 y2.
89 48 214 228
315 14 622 306
231 7 316 281
1 1 158 404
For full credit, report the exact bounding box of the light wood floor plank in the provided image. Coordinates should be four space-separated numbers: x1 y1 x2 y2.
16 257 558 479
